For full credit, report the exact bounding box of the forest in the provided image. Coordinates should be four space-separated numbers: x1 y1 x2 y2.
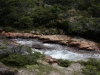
0 0 100 41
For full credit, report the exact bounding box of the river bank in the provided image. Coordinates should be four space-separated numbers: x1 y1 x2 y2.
11 38 100 61
0 31 100 51
0 31 100 75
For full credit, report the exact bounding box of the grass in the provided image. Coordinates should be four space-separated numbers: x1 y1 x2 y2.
57 59 72 67
79 58 100 75
19 64 64 75
0 45 6 49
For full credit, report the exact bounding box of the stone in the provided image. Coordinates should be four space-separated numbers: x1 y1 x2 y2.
45 56 57 64
1 32 100 51
32 43 52 49
69 41 80 47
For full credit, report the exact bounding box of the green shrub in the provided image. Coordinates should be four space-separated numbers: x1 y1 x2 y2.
3 27 17 32
57 59 71 67
0 44 45 67
80 58 100 75
1 54 36 66
81 58 100 68
1 52 45 67
82 65 97 75
33 52 45 60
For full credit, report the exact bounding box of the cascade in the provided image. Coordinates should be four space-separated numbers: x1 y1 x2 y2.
12 39 100 61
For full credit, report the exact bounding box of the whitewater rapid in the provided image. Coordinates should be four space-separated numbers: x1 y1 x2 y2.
12 39 100 61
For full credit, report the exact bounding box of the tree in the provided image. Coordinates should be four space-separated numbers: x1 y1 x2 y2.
0 0 34 28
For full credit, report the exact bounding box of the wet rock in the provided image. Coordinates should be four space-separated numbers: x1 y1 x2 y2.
2 32 100 51
1 31 5 35
69 41 80 47
45 56 57 65
78 43 90 49
23 33 29 38
32 43 52 49
10 40 19 45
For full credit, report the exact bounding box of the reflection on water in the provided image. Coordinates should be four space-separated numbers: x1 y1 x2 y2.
12 39 100 61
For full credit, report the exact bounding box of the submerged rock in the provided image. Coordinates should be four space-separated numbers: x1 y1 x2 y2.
32 43 53 49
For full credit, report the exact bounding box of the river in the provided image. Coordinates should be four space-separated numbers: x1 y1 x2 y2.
12 38 100 61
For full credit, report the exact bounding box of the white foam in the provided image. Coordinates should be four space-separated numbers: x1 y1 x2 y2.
38 50 89 61
13 39 100 61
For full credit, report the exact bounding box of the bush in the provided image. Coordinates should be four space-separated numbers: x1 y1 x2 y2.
82 65 98 75
80 58 100 75
1 54 36 66
0 44 45 67
1 52 45 67
3 27 17 32
33 52 45 60
57 59 71 67
81 58 100 68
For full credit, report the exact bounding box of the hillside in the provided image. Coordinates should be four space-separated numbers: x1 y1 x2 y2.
0 0 100 41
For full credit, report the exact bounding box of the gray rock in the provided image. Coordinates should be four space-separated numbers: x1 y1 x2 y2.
32 43 52 49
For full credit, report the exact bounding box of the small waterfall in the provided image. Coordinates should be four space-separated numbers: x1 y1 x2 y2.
12 39 100 61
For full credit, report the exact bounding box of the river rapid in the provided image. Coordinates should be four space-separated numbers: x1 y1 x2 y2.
12 38 100 61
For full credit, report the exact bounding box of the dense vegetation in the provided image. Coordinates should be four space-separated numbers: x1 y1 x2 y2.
57 59 71 67
80 58 100 75
1 51 44 66
0 39 45 67
0 0 100 41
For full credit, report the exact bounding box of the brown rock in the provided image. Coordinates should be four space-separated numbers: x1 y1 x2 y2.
1 31 5 35
4 33 10 37
69 41 80 47
45 56 57 64
32 43 53 49
9 33 16 38
2 32 100 51
10 40 19 45
23 33 29 38
58 41 68 45
87 46 94 50
16 33 23 38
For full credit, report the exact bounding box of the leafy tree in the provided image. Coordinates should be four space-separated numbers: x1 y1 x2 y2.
14 16 33 29
0 0 34 28
31 6 59 27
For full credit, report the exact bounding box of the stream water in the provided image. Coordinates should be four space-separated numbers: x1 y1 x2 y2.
12 39 100 61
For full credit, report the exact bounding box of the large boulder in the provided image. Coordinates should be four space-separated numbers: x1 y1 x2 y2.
1 32 100 51
69 41 80 47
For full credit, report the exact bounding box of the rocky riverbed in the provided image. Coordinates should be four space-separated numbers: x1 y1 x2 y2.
0 32 100 75
0 31 100 51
